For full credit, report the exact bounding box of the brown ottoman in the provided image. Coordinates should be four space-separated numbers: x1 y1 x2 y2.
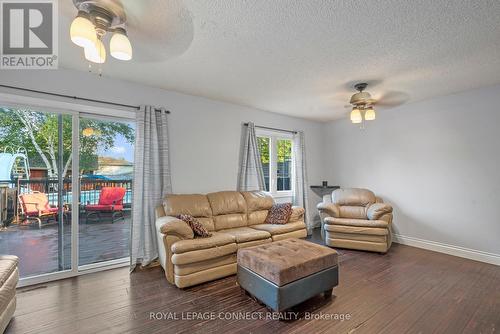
237 238 338 312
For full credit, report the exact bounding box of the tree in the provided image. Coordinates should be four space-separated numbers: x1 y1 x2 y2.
0 108 135 178
256 137 292 163
257 137 270 163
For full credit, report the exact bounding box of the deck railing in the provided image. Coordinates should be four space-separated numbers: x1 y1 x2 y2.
1 178 133 207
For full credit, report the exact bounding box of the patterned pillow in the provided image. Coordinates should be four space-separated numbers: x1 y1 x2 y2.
264 203 293 225
176 214 212 238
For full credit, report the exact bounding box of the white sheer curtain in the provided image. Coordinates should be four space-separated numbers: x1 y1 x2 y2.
130 106 172 270
237 122 266 191
293 131 312 233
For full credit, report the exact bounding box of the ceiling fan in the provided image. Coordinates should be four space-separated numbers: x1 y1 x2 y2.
346 82 409 125
63 0 194 66
349 83 376 124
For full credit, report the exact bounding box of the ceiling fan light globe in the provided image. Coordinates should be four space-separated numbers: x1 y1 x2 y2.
365 107 376 121
350 108 362 124
110 32 132 61
70 14 96 48
84 38 106 64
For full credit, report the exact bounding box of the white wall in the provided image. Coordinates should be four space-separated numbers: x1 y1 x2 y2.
0 69 326 223
323 84 500 259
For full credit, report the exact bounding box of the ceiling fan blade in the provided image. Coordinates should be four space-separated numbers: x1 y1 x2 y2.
373 91 410 108
121 0 194 62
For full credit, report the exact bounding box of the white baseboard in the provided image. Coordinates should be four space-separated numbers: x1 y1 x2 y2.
393 234 500 266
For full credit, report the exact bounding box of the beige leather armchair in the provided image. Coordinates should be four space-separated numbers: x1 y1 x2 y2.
317 188 393 253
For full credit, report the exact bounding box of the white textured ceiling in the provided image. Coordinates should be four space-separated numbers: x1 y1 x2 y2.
59 0 500 121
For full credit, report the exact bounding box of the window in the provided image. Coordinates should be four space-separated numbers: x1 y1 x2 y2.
257 130 293 197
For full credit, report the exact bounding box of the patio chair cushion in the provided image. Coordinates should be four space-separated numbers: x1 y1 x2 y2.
19 192 51 213
85 204 124 212
98 187 126 205
25 207 59 216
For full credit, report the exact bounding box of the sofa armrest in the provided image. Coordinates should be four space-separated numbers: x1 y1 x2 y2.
367 203 393 220
317 202 340 218
156 216 194 240
289 206 305 222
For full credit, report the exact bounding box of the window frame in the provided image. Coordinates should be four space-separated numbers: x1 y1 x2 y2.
256 128 294 198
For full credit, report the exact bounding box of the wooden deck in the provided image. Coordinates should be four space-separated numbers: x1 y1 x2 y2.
5 228 500 334
0 213 130 277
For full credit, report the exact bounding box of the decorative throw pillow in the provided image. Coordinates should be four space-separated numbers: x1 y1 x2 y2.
264 203 293 225
176 214 212 238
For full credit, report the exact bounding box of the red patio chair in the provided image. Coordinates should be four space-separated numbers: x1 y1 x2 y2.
84 187 126 223
18 191 65 229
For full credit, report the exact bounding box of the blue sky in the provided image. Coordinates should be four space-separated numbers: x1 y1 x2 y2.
98 122 135 162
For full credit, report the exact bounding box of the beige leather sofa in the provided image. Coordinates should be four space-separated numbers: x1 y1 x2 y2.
317 188 393 253
0 255 18 334
155 191 307 288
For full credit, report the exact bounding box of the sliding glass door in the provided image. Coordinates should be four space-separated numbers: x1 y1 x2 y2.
0 103 135 283
78 116 135 267
0 107 72 278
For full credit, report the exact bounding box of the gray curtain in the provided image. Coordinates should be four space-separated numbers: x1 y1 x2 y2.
293 131 312 234
130 106 172 270
237 122 266 191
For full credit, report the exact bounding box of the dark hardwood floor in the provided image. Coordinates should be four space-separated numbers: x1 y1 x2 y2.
6 229 500 334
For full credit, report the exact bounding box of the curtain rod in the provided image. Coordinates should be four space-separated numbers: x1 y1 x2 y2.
0 84 170 113
244 122 297 134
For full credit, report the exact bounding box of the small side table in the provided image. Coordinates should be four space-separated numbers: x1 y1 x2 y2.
310 185 340 198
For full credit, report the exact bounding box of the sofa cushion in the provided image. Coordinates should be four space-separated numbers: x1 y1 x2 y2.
237 238 338 286
264 203 292 224
213 213 247 230
207 191 247 215
324 217 388 228
241 191 274 212
176 214 212 238
219 227 271 243
289 206 305 222
247 210 269 225
163 194 212 218
171 232 235 254
339 205 367 219
251 221 306 235
332 188 376 206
